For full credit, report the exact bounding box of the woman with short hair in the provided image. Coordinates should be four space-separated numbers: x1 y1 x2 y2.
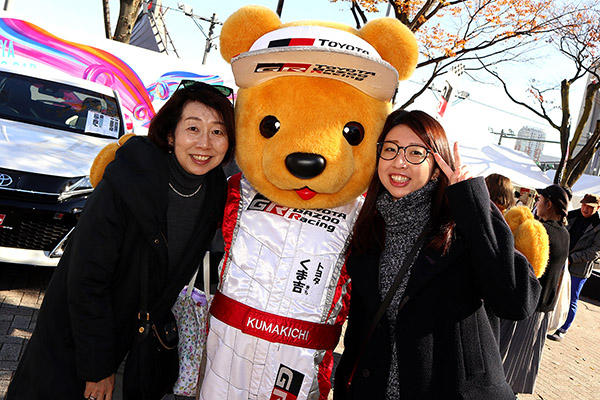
485 173 516 212
7 81 235 400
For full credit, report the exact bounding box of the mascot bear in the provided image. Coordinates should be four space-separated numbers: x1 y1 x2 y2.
200 6 418 400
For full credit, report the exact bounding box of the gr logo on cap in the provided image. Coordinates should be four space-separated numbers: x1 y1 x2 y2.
231 25 400 102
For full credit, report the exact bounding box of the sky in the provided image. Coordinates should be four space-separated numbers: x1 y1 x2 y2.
3 0 588 158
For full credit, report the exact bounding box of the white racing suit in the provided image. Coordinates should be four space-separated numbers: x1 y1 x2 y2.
200 174 363 400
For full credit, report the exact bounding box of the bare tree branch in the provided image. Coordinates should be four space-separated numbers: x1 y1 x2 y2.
350 0 367 29
411 0 441 31
399 63 441 109
480 59 560 130
350 2 363 29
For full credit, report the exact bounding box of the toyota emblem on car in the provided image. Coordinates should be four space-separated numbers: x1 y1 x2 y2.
0 173 13 187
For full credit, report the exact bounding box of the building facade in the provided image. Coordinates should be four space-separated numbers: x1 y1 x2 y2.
515 126 546 162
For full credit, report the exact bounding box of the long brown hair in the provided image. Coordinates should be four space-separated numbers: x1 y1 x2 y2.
352 109 455 254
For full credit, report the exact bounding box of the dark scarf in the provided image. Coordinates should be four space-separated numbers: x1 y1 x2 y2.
376 179 437 399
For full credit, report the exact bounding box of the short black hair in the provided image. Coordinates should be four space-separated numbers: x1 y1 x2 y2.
147 84 235 164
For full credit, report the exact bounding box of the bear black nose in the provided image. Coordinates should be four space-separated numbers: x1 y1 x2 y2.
285 153 326 179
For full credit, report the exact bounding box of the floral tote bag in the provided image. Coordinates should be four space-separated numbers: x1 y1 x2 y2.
172 252 211 397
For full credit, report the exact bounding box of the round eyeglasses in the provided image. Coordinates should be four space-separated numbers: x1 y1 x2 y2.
377 141 431 165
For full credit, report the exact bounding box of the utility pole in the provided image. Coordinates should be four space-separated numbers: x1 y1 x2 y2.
497 129 508 145
202 13 216 65
489 128 560 146
179 3 223 64
490 128 517 145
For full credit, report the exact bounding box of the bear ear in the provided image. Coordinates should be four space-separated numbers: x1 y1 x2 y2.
359 18 418 81
220 6 282 63
89 134 135 187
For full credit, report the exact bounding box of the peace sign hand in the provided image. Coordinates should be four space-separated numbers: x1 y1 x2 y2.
433 142 473 186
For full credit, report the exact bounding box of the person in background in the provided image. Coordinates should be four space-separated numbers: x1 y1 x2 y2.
485 173 516 212
548 193 600 342
484 173 517 345
6 81 235 400
334 109 541 400
515 190 525 206
502 184 570 394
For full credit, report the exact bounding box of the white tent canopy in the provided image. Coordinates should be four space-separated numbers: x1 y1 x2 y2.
459 142 553 189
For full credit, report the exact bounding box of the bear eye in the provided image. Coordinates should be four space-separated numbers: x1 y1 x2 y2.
259 115 280 138
343 122 364 146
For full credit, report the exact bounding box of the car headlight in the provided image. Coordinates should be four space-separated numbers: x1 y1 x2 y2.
58 176 94 201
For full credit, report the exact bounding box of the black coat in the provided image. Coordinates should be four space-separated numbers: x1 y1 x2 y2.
567 209 600 278
7 137 226 399
334 178 541 400
537 220 570 312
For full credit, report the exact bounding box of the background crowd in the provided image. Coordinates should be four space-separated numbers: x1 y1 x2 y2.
485 173 600 397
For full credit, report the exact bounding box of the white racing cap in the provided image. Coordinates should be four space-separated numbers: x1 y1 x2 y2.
230 25 399 102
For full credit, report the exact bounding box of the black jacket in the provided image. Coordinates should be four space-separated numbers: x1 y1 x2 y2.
7 137 226 399
537 220 570 312
567 209 600 278
334 178 541 400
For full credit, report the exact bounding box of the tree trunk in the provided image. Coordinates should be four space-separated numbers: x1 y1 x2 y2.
113 0 142 44
571 81 600 149
555 79 572 184
392 0 410 26
566 121 600 187
559 81 600 186
555 126 569 184
102 0 112 40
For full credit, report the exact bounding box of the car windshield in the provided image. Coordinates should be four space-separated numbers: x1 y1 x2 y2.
0 71 124 139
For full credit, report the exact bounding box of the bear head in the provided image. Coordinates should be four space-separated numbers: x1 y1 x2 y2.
220 5 418 208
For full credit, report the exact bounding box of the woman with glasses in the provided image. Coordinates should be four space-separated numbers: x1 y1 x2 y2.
7 81 235 400
334 109 541 400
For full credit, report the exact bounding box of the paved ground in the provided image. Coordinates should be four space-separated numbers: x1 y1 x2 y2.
0 263 51 398
519 296 600 400
1 262 599 399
